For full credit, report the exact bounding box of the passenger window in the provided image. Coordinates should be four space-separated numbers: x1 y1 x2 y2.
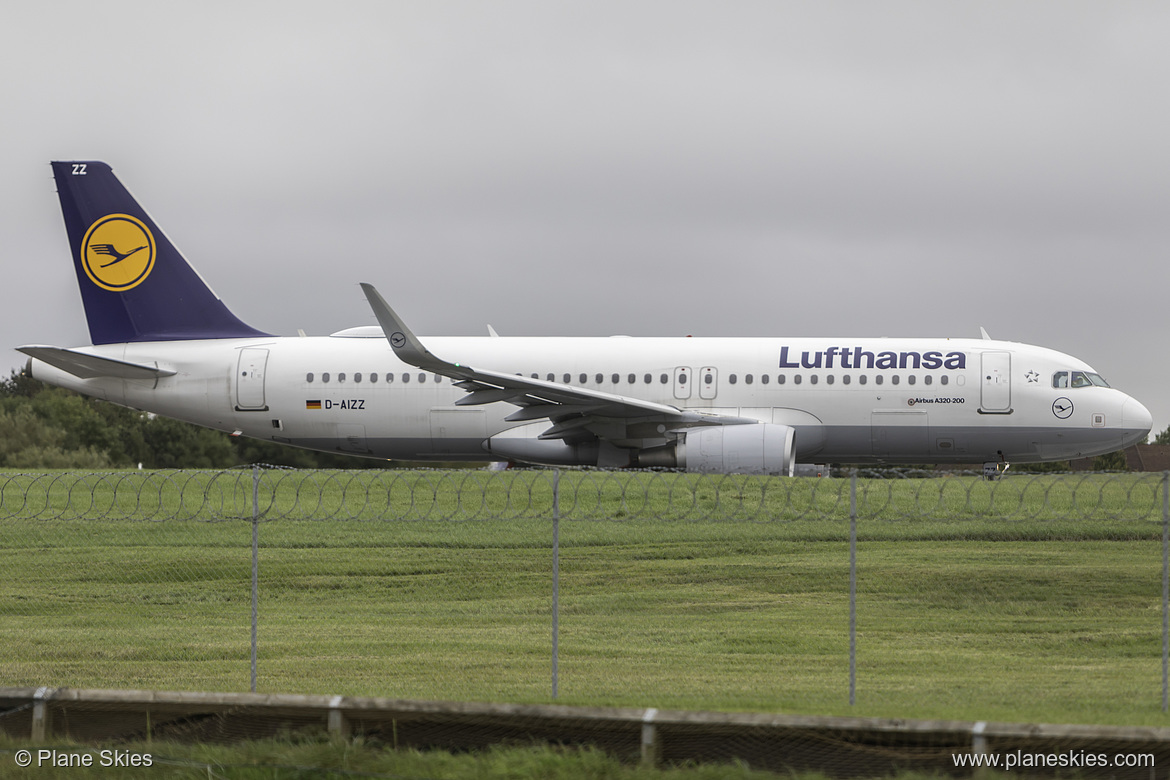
860 375 867 385
595 373 604 384
875 375 883 385
386 373 393 383
924 375 931 386
810 375 818 385
907 375 915 386
1052 372 1068 388
419 373 427 383
580 373 588 384
678 374 687 385
891 375 899 385
355 373 362 383
564 373 571 383
306 373 314 383
370 373 378 384
842 375 850 385
826 375 834 385
778 375 786 385
705 374 714 385
940 375 948 386
611 373 619 384
746 374 754 385
729 374 737 385
323 372 331 383
660 374 669 384
402 373 410 383
644 374 652 384
628 373 636 384
338 373 346 383
761 374 769 385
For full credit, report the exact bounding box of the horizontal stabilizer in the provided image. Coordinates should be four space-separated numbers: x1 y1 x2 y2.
17 345 176 380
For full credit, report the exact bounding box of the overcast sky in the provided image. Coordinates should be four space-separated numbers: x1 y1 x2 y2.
3 2 1167 439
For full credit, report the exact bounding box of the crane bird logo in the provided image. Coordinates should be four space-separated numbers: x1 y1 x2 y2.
81 214 156 291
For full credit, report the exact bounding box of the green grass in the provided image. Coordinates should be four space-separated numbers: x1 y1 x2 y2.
1 469 1168 729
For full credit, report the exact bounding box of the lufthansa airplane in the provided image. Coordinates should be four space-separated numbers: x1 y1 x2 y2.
18 161 1153 476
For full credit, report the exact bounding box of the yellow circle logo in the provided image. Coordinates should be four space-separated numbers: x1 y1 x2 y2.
81 214 156 291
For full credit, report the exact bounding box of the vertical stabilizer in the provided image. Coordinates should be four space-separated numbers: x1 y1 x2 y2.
51 161 268 344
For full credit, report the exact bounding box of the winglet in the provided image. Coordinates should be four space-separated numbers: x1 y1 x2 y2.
359 283 460 375
979 326 991 341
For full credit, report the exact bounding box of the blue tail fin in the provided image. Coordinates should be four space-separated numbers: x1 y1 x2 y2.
51 161 268 344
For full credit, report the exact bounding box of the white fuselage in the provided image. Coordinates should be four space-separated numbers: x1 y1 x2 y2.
29 332 1152 466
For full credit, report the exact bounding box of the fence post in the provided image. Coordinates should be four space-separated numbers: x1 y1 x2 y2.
251 464 260 694
1163 471 1168 713
31 686 52 741
640 708 660 766
327 695 350 738
552 469 560 700
849 471 857 707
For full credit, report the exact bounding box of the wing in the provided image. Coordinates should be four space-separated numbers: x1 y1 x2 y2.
360 284 746 447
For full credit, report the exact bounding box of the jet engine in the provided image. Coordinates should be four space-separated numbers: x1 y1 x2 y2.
637 423 796 476
484 423 629 468
487 421 796 475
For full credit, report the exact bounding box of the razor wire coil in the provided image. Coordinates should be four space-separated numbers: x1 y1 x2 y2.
0 467 1161 523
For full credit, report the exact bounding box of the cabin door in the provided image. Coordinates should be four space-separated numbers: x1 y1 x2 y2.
980 351 1012 413
235 348 269 411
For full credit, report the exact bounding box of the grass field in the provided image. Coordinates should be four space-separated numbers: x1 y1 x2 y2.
1 469 1168 729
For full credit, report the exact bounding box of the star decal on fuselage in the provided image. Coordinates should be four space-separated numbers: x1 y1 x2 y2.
1025 370 1039 383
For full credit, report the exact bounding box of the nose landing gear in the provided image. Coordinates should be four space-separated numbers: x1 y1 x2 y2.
983 452 1010 480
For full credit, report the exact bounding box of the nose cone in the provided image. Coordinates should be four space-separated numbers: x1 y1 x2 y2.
1121 396 1154 445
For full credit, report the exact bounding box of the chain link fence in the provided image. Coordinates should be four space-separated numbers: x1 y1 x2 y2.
1 467 1166 724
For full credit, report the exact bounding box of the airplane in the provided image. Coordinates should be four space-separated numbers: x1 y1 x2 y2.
17 161 1153 476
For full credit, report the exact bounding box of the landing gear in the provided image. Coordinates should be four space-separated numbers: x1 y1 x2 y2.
982 453 1010 481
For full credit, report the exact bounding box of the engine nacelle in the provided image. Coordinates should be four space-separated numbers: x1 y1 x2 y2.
484 423 629 468
677 423 796 476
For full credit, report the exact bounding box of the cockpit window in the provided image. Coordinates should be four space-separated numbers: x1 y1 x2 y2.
1052 372 1068 388
1069 371 1110 389
1071 369 1109 388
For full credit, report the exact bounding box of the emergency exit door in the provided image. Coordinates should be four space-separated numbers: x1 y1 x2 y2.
673 367 692 400
699 366 718 399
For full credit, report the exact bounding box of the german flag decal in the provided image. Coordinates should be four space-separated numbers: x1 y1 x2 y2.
306 400 322 410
